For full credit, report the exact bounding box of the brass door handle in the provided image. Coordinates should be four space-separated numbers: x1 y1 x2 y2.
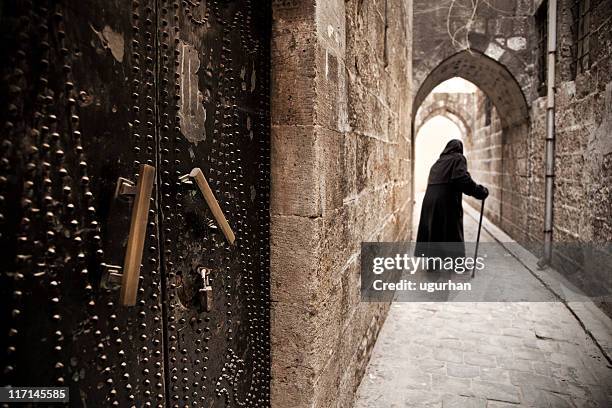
115 164 156 306
180 168 236 245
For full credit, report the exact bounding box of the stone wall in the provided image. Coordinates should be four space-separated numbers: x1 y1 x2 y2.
531 0 612 312
468 0 612 302
270 0 413 406
463 92 504 225
546 0 612 246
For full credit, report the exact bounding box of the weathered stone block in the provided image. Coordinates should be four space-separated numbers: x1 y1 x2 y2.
271 125 321 217
270 214 322 303
317 126 347 213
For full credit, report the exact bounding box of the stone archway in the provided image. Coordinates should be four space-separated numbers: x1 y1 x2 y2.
412 51 530 238
414 92 475 139
413 50 528 128
412 0 536 103
417 108 468 136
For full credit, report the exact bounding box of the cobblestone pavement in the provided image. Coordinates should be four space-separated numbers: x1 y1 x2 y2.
354 206 612 407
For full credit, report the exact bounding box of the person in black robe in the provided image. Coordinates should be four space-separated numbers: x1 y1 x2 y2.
415 139 488 261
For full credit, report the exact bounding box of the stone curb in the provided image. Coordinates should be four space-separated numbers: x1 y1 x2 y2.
464 202 612 364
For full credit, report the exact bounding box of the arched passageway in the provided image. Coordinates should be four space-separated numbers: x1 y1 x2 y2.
413 114 467 239
413 50 528 128
414 103 471 141
412 51 530 240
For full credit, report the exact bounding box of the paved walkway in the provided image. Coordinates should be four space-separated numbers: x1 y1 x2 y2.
354 201 612 407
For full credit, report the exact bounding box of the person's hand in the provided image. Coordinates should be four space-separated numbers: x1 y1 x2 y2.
477 185 489 199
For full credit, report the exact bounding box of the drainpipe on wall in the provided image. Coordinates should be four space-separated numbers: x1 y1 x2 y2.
539 0 557 268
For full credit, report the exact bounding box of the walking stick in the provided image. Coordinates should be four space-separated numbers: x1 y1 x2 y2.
471 198 486 278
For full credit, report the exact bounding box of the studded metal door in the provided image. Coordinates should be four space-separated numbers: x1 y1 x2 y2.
0 0 167 406
156 1 271 406
0 0 271 407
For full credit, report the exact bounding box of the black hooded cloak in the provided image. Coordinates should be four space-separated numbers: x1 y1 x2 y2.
415 139 488 259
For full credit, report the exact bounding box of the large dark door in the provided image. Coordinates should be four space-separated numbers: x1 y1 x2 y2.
156 2 271 407
0 1 270 407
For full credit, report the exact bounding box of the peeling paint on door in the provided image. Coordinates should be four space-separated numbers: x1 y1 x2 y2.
178 40 207 144
90 24 124 62
240 66 247 91
250 63 257 92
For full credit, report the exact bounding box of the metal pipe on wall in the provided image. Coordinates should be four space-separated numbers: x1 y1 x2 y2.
540 0 557 267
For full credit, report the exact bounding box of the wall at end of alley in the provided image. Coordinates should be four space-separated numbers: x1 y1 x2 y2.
270 0 413 407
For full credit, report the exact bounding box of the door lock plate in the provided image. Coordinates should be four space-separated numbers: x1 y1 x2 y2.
115 176 137 198
198 267 213 312
101 263 123 289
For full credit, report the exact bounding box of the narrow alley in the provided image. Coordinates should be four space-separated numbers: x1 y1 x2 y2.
355 203 612 407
